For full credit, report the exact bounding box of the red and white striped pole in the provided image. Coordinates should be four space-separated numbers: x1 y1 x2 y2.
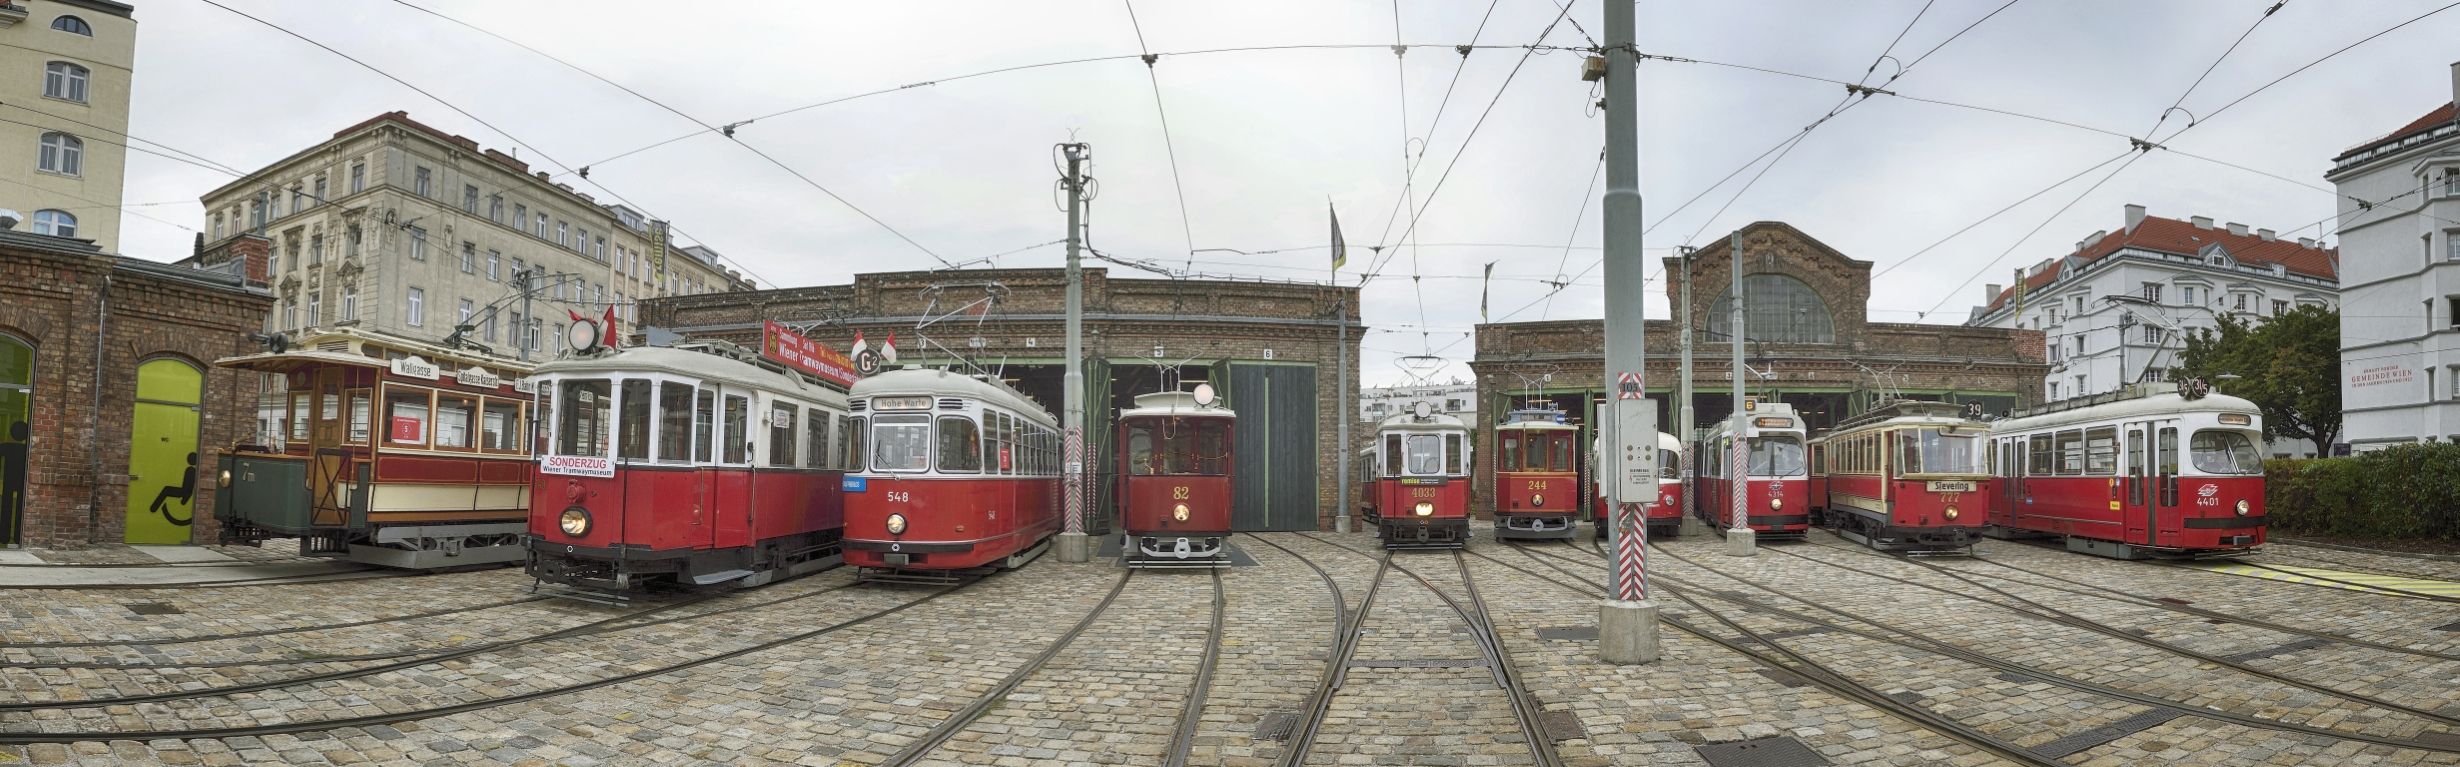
1596 0 1658 665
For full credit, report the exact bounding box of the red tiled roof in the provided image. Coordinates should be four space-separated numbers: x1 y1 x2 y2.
1979 214 2336 313
2341 102 2456 156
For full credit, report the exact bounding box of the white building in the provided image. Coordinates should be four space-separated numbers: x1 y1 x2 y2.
1967 204 2337 457
1360 379 1476 423
2328 63 2460 449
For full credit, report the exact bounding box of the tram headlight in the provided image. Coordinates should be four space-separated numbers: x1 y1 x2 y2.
1173 503 1190 522
1414 501 1435 517
1769 497 1784 511
1943 505 1960 521
885 513 908 535
2235 499 2250 516
1530 493 1546 508
558 507 591 537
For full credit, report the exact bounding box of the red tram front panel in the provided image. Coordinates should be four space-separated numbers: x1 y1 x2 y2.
1695 477 1811 534
843 476 1059 570
1376 477 1470 532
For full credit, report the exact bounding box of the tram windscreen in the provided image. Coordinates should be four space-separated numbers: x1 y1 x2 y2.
2189 430 2263 475
556 379 610 457
1406 434 1444 475
1898 429 1983 475
1748 435 1806 477
1660 448 1680 479
870 414 931 472
1126 418 1231 476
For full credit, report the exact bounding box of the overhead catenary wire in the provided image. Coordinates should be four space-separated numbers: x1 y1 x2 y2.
1118 0 1199 273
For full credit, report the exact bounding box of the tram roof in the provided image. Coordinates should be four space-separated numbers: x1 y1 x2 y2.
850 366 1056 426
214 326 531 376
1372 411 1469 434
1119 391 1234 420
1496 408 1575 431
1826 400 1983 435
535 345 847 405
1993 384 2260 433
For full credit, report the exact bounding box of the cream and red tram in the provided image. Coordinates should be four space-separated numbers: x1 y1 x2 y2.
1355 401 1473 549
1810 400 1987 553
1115 387 1234 566
1593 431 1685 537
1693 401 1811 538
1493 408 1578 540
842 367 1062 576
213 327 536 568
524 339 851 596
1987 381 2265 559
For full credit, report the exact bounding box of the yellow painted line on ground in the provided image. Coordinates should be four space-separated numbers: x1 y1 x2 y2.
2182 561 2460 597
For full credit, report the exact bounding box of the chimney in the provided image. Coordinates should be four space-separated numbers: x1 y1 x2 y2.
1986 284 2003 305
2191 216 2213 230
537 171 552 182
2450 60 2459 107
2258 228 2275 241
2298 237 2315 248
2124 203 2146 233
226 233 272 287
2226 222 2248 237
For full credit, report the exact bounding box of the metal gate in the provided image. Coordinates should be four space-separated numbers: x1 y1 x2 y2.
1227 363 1318 531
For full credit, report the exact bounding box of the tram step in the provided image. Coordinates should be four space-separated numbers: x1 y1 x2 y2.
689 569 755 586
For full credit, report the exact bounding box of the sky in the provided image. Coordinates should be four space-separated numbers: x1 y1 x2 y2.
109 0 2460 386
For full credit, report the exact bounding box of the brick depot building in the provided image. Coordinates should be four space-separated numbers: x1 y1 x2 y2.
1468 222 2049 514
0 229 274 549
641 268 1361 532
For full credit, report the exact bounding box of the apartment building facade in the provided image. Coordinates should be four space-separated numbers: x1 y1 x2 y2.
0 0 133 253
2328 63 2460 448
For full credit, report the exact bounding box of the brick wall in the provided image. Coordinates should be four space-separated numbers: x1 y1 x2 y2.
0 237 272 548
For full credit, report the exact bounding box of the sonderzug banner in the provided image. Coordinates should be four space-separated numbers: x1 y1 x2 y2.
761 320 859 387
540 454 614 478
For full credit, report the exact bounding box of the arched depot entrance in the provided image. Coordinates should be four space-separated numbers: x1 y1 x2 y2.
0 334 31 546
124 359 203 544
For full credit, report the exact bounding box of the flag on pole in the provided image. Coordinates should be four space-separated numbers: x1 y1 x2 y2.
1480 261 1496 321
1330 203 1347 270
2012 267 2027 317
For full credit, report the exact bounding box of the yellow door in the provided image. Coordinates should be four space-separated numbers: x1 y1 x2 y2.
124 360 202 544
0 334 31 546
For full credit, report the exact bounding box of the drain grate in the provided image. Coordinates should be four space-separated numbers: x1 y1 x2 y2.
1756 669 1809 688
2218 637 2334 664
1347 658 1488 668
1537 626 1599 641
1885 691 1928 706
1694 736 1832 767
125 603 183 615
1538 710 1588 742
1253 711 1298 741
2029 708 2185 759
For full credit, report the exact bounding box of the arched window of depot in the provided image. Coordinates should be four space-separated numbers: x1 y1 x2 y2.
1707 273 1835 344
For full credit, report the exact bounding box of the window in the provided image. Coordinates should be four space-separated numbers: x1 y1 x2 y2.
414 167 431 197
535 213 548 238
489 196 502 223
556 379 610 457
282 299 296 331
930 415 978 473
463 185 478 214
313 178 326 207
310 234 324 264
694 388 715 462
50 15 91 35
807 409 832 470
616 379 651 460
2053 430 2085 475
482 307 497 342
43 62 88 102
460 242 475 273
406 287 424 326
514 204 527 231
481 400 522 452
350 163 365 194
341 284 356 321
1383 434 1402 476
511 257 525 283
2144 325 2164 344
2449 233 2460 261
2234 293 2247 311
845 416 867 472
2141 283 2163 303
213 215 224 240
557 221 568 247
595 236 606 261
347 225 361 256
1445 433 1464 475
1749 436 1805 476
509 311 523 348
722 394 749 464
1706 273 1835 343
2084 426 2118 475
1445 399 1464 412
2272 300 2287 317
288 392 310 440
2047 381 2059 400
385 388 432 448
410 227 427 260
766 402 800 467
2180 286 2196 306
435 394 477 450
485 250 500 281
29 210 75 238
307 292 321 326
2027 433 2054 474
2188 430 2262 475
1898 429 1982 475
37 132 81 176
1405 434 1443 475
348 392 372 445
654 382 696 462
291 187 305 214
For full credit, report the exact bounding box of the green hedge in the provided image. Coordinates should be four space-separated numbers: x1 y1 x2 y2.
2265 443 2460 539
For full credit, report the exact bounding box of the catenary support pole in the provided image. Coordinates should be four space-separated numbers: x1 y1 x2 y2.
1058 143 1092 564
1726 231 1756 557
1335 295 1352 534
1677 246 1697 536
1597 0 1659 665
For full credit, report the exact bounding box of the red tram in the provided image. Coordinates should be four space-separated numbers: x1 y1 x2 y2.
1987 381 2265 559
1493 408 1578 540
1115 386 1235 567
1693 401 1811 539
1590 431 1684 537
1808 400 1987 553
525 337 850 598
1355 401 1473 548
841 367 1063 576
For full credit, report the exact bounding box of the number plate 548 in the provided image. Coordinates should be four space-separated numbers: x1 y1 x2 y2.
887 491 911 503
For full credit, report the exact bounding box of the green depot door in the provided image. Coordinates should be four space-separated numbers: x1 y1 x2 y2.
1227 363 1318 531
124 360 203 544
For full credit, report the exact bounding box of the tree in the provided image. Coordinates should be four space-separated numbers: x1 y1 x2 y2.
2170 304 2341 455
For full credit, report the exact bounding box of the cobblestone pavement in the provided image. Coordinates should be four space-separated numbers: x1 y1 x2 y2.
10 541 318 566
2 528 2459 766
2249 540 2460 583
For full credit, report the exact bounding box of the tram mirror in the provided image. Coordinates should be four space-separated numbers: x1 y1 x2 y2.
1192 383 1216 407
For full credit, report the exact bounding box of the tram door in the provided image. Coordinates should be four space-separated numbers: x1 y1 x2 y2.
2152 424 2181 547
307 367 349 528
2122 425 2149 544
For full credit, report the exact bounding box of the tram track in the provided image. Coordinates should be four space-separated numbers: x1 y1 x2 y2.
1284 532 1565 767
1236 534 1364 767
0 595 552 650
1161 568 1227 767
877 569 1134 766
1524 539 2460 757
0 576 975 745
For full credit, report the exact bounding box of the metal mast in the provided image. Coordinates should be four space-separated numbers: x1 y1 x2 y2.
1726 231 1756 556
1597 0 1659 664
1057 143 1092 563
1676 245 1693 529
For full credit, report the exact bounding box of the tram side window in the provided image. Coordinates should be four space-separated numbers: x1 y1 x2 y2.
2052 430 2085 475
1661 448 1680 479
656 382 695 462
385 388 432 448
694 389 715 463
2027 434 2054 475
290 392 311 441
1550 434 1571 472
722 394 749 464
617 380 652 460
1501 434 1521 471
2084 427 2118 475
482 399 521 452
806 410 831 470
983 411 1005 475
557 380 611 457
435 394 477 450
1445 434 1464 475
2158 427 2178 476
845 416 867 472
768 402 798 467
938 415 981 473
1384 434 1403 476
348 391 372 445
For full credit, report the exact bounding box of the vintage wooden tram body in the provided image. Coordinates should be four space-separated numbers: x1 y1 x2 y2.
841 367 1063 577
1808 400 1988 553
1114 387 1235 567
1355 402 1473 549
1492 408 1579 540
213 328 536 569
1692 401 1812 539
523 341 850 598
1987 381 2266 559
